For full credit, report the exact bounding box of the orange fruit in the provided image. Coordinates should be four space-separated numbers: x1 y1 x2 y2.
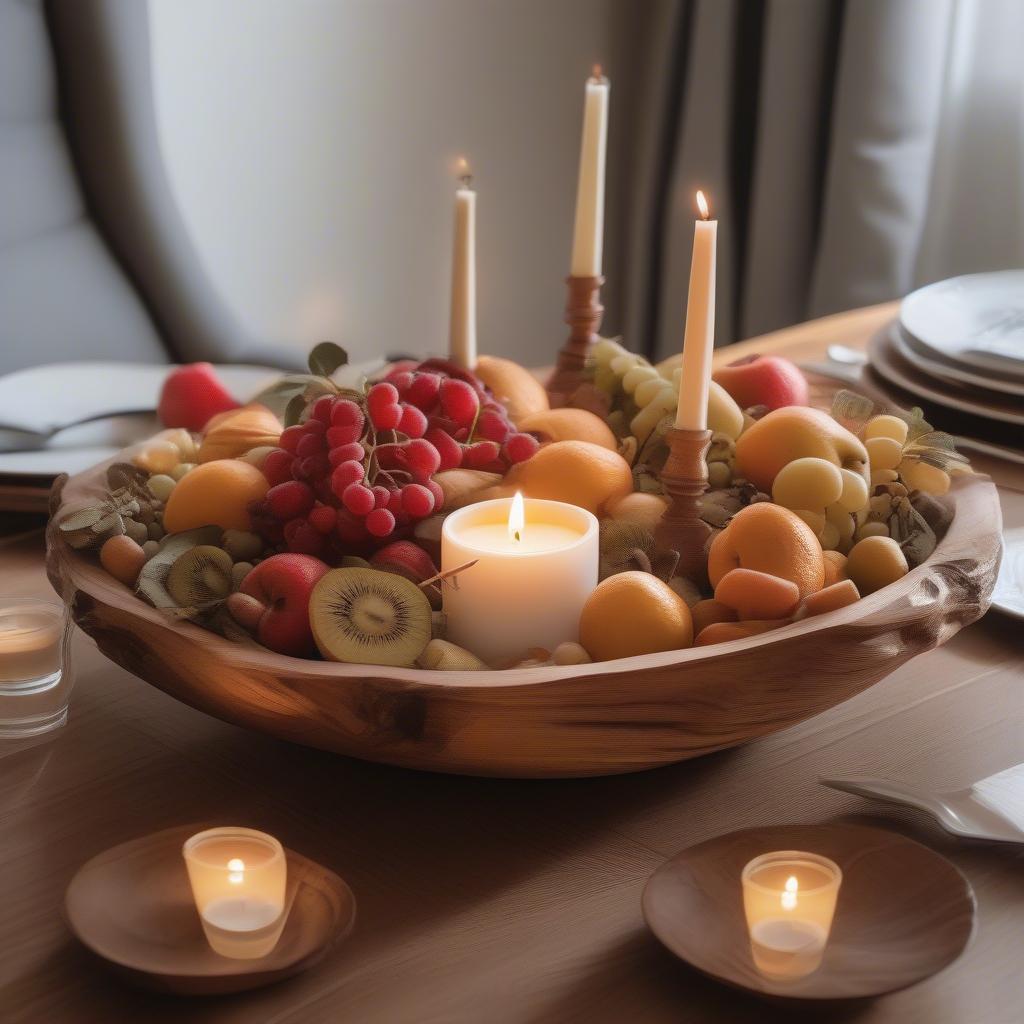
605 491 668 532
822 550 848 587
708 502 824 598
734 407 868 492
163 459 268 533
714 567 800 620
694 619 789 647
796 579 860 619
484 440 633 515
516 408 617 451
690 599 738 637
198 404 282 463
579 571 693 660
474 355 549 422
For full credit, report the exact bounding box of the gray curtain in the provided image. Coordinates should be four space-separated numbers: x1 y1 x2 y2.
605 0 1022 360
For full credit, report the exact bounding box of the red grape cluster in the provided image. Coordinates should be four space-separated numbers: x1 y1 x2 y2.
250 364 539 558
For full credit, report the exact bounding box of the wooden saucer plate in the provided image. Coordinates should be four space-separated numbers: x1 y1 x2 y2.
642 823 975 1001
65 825 356 995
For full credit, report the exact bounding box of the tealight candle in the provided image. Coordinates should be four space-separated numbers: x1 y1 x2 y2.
742 851 842 980
183 827 287 959
441 494 598 664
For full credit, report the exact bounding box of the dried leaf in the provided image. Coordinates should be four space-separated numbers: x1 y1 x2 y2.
283 393 307 428
831 390 875 434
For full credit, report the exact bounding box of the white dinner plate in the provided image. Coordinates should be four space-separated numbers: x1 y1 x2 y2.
892 325 1024 398
991 527 1024 622
868 326 1024 427
900 271 1024 378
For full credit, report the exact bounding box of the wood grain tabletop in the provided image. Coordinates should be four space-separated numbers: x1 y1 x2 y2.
2 303 1023 1024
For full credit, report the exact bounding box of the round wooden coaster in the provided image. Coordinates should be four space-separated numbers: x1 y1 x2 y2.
642 823 975 1001
65 825 356 995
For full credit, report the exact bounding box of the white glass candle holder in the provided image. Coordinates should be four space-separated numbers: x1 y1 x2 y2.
183 827 287 959
742 850 842 980
0 597 73 739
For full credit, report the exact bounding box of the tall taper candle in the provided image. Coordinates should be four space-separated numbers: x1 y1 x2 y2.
675 191 717 430
449 159 477 369
570 66 609 278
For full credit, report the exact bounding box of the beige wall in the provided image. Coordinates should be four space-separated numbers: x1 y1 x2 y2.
149 0 622 367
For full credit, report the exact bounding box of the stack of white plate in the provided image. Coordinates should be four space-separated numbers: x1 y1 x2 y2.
867 270 1024 431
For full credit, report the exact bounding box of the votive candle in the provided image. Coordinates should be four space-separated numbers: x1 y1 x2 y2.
183 827 287 959
742 850 842 980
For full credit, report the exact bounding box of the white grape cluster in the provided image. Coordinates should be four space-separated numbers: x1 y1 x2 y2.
770 413 954 553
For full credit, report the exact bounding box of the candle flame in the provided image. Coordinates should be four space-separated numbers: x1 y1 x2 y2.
781 875 798 911
508 491 525 543
455 156 472 189
227 857 245 885
696 190 710 221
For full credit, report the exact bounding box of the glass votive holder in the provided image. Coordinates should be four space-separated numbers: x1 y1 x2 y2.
183 827 287 959
742 850 842 980
0 597 73 739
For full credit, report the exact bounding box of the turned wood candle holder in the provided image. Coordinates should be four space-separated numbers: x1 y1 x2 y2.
546 274 604 406
654 427 713 583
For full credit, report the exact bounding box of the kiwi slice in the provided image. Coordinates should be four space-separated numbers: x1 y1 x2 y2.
166 545 233 607
310 568 431 667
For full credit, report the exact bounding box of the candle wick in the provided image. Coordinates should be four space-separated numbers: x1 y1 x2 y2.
459 172 473 190
514 530 521 543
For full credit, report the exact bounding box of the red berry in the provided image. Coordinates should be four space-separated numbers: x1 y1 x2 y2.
389 371 414 395
335 510 367 544
406 372 442 410
398 404 428 438
296 432 325 458
267 480 315 520
308 503 337 535
331 460 365 497
312 395 336 424
328 441 365 465
303 418 327 437
365 508 396 538
279 425 305 454
461 440 501 468
401 438 441 477
425 427 462 470
342 482 375 516
476 409 511 444
371 403 402 431
262 448 294 486
503 432 540 464
423 477 445 511
327 423 361 447
439 378 479 427
387 488 404 515
284 517 326 556
401 483 435 518
299 454 330 480
367 382 400 421
330 399 364 429
372 485 392 509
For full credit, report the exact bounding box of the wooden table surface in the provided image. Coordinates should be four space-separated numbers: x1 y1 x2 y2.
3 303 1023 1024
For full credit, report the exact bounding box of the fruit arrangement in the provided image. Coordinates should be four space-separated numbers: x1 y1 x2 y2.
55 338 972 672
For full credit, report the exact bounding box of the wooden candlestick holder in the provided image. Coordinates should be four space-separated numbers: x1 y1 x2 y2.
546 274 604 407
654 427 713 583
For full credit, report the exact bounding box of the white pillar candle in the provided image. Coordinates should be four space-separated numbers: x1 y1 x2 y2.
675 191 718 430
441 495 598 665
183 827 288 959
742 851 842 980
570 66 610 278
448 159 477 369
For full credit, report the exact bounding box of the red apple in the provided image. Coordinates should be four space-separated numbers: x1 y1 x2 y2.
239 553 329 657
370 540 438 584
712 355 809 412
158 362 240 431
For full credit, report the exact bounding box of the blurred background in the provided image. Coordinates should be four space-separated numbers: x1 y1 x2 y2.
3 0 1023 374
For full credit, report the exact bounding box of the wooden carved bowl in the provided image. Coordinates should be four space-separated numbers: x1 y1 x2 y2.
47 455 1002 778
